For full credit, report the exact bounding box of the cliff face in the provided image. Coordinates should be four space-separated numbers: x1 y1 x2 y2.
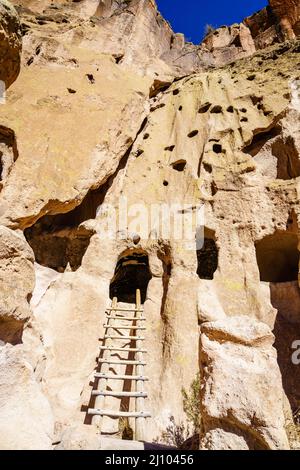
0 0 300 450
270 0 300 38
0 0 21 88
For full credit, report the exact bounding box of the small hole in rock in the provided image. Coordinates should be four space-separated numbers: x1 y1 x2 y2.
188 130 199 138
163 180 169 186
86 73 95 84
143 133 150 140
67 88 76 94
198 103 211 113
210 105 223 114
164 145 175 152
247 75 256 81
171 160 186 172
213 144 223 154
211 182 218 196
227 106 234 113
173 89 179 95
114 54 124 64
250 95 263 106
135 149 144 157
203 163 212 173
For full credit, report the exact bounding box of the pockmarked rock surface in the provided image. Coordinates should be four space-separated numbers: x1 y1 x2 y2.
0 0 299 450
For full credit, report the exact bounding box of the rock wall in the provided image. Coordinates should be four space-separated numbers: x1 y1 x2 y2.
0 0 21 89
0 0 300 450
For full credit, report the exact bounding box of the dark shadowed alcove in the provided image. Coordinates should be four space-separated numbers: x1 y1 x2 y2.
109 250 152 304
197 229 218 280
255 230 299 282
256 222 300 420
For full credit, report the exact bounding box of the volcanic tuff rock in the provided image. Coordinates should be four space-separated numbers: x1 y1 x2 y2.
0 0 300 451
270 0 300 39
0 0 21 88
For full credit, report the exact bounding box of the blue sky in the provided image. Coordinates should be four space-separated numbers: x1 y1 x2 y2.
156 0 268 44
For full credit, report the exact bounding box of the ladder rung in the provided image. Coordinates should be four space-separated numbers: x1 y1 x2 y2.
94 373 149 381
103 324 146 330
104 335 145 340
99 358 146 365
91 390 147 397
88 408 151 418
106 315 146 321
99 346 147 353
106 308 144 312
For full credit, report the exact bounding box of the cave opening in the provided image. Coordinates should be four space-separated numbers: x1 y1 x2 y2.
255 230 299 283
25 217 92 272
109 250 152 304
256 219 300 421
197 230 218 280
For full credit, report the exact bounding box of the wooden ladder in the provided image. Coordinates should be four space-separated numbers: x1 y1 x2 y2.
88 289 150 440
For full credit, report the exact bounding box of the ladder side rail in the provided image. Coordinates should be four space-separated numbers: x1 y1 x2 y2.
92 296 117 428
135 289 146 441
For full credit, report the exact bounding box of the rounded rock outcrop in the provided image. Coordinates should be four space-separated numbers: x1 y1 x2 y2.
0 0 22 89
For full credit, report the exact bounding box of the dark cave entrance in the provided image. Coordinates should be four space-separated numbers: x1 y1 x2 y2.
197 230 218 280
255 230 299 283
256 222 300 420
24 215 92 272
109 251 152 304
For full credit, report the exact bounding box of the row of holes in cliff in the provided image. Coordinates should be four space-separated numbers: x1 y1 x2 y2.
109 224 299 304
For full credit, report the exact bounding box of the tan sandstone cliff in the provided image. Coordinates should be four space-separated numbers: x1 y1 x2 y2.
0 0 300 450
